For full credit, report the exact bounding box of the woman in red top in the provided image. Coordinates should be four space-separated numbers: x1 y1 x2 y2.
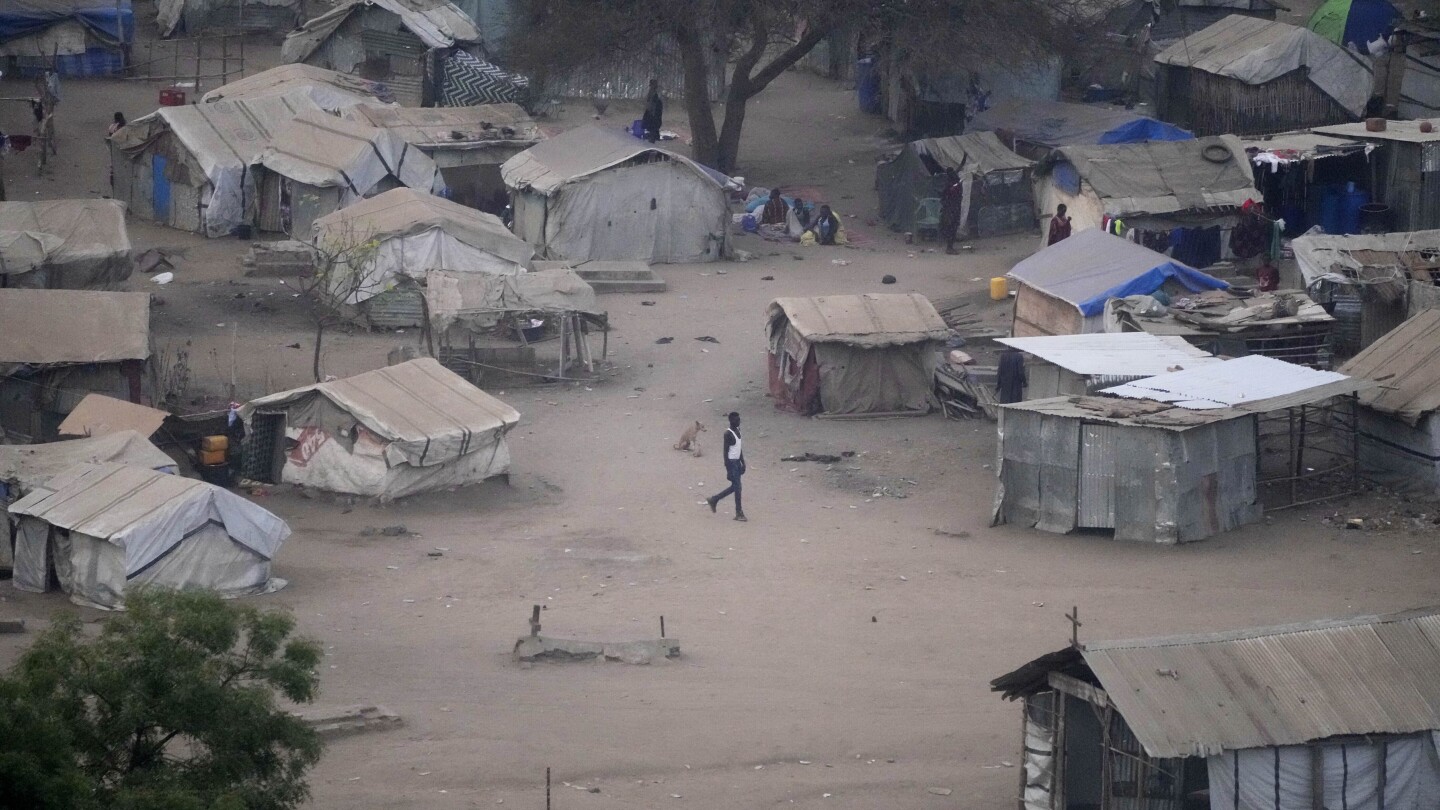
1047 204 1072 246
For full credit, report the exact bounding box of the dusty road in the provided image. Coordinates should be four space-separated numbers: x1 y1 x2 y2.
5 4 1440 807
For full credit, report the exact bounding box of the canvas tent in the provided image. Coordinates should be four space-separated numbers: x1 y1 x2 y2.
967 97 1192 160
310 187 532 327
0 290 152 442
0 200 132 290
240 358 520 499
0 0 132 77
1154 15 1372 135
993 333 1221 400
766 294 952 416
875 132 1035 238
201 64 396 108
9 462 289 608
282 0 526 108
345 102 542 211
156 0 300 36
1007 229 1228 337
253 109 445 236
502 126 730 264
991 607 1440 810
1032 135 1258 256
110 92 321 237
1341 308 1440 494
426 267 599 333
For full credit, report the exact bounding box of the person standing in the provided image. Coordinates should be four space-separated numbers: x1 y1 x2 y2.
997 348 1027 404
642 79 663 143
939 168 964 254
706 412 747 522
1046 204 1072 246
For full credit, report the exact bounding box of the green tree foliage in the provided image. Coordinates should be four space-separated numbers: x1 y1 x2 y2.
0 590 324 810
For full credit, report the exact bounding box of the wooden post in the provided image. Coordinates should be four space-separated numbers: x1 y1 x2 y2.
1310 746 1324 810
194 36 202 97
545 767 551 810
659 615 665 638
1377 740 1388 810
529 604 541 637
1015 701 1028 810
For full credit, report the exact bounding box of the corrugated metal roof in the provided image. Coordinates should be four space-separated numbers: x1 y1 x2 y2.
0 289 150 366
766 294 952 347
1101 355 1369 411
201 64 394 107
1314 119 1440 144
1044 135 1258 216
996 333 1220 376
1080 607 1440 757
282 0 481 63
1340 309 1440 425
998 395 1244 430
1239 131 1370 159
500 125 722 197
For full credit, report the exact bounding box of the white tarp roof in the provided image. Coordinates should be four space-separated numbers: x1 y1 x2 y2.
1101 354 1369 410
0 289 150 366
241 358 520 467
0 200 131 286
9 462 290 574
501 125 722 197
282 0 481 63
311 187 530 264
0 431 174 494
995 333 1221 376
1154 14 1373 116
201 64 394 108
1293 228 1440 287
112 92 322 237
256 109 443 196
767 294 952 347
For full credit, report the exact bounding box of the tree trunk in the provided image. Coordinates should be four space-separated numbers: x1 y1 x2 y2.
674 23 721 168
312 321 325 383
715 78 751 174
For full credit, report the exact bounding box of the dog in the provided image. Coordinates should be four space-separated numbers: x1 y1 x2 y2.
673 420 706 456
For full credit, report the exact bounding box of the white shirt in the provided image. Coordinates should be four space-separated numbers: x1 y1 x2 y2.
726 429 743 461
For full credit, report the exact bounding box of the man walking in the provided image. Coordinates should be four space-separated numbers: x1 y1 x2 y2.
642 79 663 143
939 168 963 254
706 412 747 521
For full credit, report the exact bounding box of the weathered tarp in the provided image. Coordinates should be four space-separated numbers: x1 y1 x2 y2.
426 268 599 331
111 92 321 237
240 358 520 499
9 462 289 608
256 109 444 200
767 294 952 348
1155 15 1374 116
0 431 174 497
0 289 150 370
1293 228 1440 287
202 64 395 107
969 97 1194 149
0 0 131 51
155 0 297 37
345 102 541 153
875 132 1034 233
0 200 132 289
311 187 531 305
282 0 482 64
1039 135 1256 218
1008 229 1228 317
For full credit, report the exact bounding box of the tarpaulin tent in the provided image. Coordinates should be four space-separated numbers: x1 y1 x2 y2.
1007 229 1228 336
156 0 300 36
1154 15 1373 134
240 358 520 499
502 126 729 264
110 91 322 237
9 462 290 608
310 187 532 326
0 0 132 76
766 294 952 416
253 109 445 236
202 64 396 108
968 97 1192 158
0 200 132 290
426 267 599 332
1308 0 1398 51
874 132 1035 237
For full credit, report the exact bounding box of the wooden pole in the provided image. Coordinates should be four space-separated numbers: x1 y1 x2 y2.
194 36 202 97
545 767 551 810
659 616 665 638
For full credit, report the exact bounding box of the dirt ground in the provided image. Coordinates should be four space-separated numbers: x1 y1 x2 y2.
5 5 1440 808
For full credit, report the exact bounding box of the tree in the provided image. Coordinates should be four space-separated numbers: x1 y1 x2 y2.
291 221 384 382
509 0 1099 174
0 590 324 810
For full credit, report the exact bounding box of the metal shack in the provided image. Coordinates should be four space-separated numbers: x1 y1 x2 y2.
994 355 1368 542
874 131 1035 239
990 607 1440 810
1313 121 1440 233
993 333 1221 400
1341 308 1440 494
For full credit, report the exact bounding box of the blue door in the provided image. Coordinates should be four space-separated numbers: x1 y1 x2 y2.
152 154 171 221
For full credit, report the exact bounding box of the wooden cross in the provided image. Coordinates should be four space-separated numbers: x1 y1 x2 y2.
1066 605 1083 649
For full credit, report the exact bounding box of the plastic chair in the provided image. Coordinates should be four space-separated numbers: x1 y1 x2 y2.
914 198 942 241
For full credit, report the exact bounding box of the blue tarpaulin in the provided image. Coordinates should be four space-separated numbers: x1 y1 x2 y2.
1096 118 1195 145
0 1 132 47
1008 229 1228 318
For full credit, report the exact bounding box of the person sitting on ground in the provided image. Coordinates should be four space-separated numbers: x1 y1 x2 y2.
1047 203 1072 246
792 196 812 230
760 188 789 225
810 204 841 245
107 112 126 137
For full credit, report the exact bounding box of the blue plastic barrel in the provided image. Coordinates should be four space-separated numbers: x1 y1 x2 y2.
1319 187 1343 235
1341 188 1370 235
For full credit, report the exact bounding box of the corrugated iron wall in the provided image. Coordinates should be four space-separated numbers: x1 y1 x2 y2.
540 34 726 101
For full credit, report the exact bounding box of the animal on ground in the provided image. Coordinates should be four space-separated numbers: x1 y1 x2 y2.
673 420 706 456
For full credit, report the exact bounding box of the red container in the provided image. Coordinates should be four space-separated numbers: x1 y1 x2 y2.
159 87 187 106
